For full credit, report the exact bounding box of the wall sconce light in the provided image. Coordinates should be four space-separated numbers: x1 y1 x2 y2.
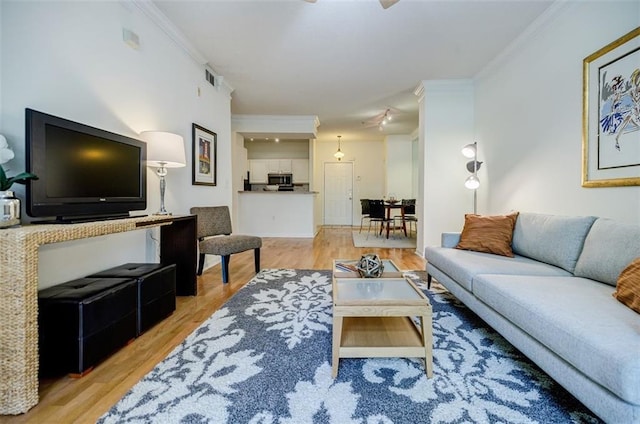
334 135 345 161
461 141 483 214
141 131 186 215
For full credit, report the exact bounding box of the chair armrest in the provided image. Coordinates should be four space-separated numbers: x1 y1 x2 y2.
441 232 461 248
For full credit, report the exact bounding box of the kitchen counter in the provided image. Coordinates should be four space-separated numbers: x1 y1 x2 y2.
237 191 318 237
238 190 318 194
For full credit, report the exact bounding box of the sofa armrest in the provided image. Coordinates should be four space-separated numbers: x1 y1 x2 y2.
441 232 461 248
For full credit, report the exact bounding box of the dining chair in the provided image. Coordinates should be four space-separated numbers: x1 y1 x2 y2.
190 206 262 284
400 199 417 237
359 199 371 233
367 199 393 239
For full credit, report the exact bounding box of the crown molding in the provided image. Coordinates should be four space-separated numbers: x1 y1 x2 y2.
232 115 320 139
414 82 425 100
129 0 235 95
131 0 206 64
232 115 320 126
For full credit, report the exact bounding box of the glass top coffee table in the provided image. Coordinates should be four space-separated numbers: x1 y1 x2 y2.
331 260 433 379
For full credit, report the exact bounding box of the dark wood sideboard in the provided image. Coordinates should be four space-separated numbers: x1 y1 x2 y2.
159 215 197 295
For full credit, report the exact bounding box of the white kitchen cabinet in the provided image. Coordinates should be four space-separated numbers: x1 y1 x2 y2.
249 160 269 183
291 159 309 183
267 159 292 174
251 158 305 183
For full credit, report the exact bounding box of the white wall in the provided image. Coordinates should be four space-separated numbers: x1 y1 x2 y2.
417 80 475 252
1 2 232 288
385 134 413 200
475 1 640 223
238 192 316 237
314 137 386 225
245 139 309 159
0 2 3 128
232 131 248 231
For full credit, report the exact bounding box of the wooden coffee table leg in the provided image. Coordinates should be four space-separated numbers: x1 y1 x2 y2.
332 315 343 378
421 314 434 378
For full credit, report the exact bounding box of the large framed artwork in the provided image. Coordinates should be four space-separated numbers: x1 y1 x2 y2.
192 123 217 186
582 27 640 187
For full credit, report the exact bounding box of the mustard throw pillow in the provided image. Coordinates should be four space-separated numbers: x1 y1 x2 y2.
613 257 640 314
456 212 519 257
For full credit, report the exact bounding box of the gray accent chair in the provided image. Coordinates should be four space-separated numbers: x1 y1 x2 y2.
190 206 262 283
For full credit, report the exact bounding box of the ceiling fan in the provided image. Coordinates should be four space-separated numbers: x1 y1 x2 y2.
304 0 400 10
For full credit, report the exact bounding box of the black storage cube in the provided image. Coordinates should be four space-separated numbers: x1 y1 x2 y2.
89 263 176 336
38 277 137 377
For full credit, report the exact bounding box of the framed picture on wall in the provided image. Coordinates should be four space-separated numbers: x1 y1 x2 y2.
192 123 217 186
582 26 640 187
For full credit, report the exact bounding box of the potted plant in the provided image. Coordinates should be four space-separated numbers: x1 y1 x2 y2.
0 134 38 227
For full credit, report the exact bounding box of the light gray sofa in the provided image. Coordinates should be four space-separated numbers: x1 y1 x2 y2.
424 212 640 424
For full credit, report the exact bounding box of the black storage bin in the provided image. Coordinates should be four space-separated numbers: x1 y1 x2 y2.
38 277 137 377
89 263 176 336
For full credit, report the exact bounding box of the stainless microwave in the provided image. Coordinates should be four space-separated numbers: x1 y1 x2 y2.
268 173 292 185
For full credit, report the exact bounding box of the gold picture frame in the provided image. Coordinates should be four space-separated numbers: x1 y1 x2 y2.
582 27 640 187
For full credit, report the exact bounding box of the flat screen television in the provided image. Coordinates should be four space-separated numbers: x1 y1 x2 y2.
26 108 147 223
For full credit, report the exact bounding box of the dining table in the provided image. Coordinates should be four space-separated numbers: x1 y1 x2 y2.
382 201 407 239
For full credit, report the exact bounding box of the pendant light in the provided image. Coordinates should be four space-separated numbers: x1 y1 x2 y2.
334 135 345 161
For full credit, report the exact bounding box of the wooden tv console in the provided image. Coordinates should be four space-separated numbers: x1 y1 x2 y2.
0 215 197 414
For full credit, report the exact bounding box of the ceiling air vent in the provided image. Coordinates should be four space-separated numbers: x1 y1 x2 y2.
205 69 215 87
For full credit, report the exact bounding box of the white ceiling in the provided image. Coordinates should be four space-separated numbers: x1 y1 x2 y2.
153 0 554 142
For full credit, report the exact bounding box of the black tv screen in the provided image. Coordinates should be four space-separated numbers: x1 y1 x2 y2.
26 108 147 222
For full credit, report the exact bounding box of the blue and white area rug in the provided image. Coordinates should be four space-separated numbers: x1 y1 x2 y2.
99 269 601 424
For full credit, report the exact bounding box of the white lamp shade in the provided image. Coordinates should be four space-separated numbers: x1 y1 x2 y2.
461 143 476 158
334 150 345 159
464 175 480 189
141 131 186 168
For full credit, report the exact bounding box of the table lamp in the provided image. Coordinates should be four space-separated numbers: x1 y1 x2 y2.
141 131 186 215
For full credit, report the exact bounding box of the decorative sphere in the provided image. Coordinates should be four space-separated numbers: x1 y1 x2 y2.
356 254 384 278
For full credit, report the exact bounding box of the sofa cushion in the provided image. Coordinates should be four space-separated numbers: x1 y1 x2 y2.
456 212 519 257
473 274 640 405
511 212 596 273
424 246 571 292
613 257 640 313
574 219 640 287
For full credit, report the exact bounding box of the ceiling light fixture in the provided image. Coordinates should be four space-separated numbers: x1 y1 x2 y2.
334 135 345 161
377 109 392 131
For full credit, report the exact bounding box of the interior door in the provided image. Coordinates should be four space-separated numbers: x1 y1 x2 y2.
324 162 353 225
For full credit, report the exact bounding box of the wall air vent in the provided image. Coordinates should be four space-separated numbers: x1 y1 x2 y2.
205 69 215 87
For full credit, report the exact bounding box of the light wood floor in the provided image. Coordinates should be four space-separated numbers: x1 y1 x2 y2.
0 227 425 424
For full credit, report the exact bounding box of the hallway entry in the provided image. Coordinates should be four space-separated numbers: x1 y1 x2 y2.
324 162 353 226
